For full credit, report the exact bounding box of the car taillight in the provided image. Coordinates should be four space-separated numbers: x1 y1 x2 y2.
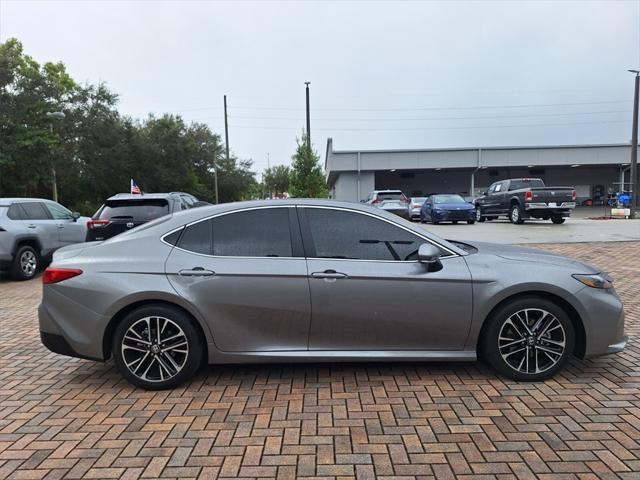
87 219 111 229
571 190 577 201
43 268 83 284
525 191 533 201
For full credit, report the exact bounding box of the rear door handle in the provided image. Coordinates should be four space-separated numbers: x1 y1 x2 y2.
27 224 37 229
178 268 215 277
57 224 65 229
311 270 348 279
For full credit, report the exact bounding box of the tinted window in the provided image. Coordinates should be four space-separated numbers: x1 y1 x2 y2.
45 202 72 220
178 220 212 255
306 208 425 261
376 191 405 201
509 179 545 190
164 228 183 246
7 204 25 220
20 202 50 220
98 199 169 221
212 208 292 257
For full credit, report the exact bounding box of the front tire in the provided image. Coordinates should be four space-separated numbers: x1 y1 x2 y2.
475 206 485 222
510 204 524 224
467 220 476 225
113 305 203 390
11 245 39 280
481 297 574 382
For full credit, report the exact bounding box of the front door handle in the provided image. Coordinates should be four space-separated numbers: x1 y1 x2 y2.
311 270 348 279
27 224 37 229
57 224 65 229
178 268 215 277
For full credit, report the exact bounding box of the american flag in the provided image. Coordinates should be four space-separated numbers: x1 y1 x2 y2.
130 179 142 195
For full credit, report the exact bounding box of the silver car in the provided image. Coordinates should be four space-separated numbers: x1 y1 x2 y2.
39 199 627 389
0 198 89 280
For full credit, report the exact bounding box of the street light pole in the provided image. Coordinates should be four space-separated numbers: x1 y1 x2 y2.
305 82 311 150
46 111 65 202
629 70 639 218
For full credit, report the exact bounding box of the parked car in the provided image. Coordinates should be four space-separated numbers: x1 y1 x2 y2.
40 199 626 389
365 190 410 219
474 178 576 224
420 194 476 225
0 198 89 280
409 197 427 220
87 192 200 241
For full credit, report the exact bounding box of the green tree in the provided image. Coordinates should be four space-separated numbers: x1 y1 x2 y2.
288 133 328 198
263 164 290 197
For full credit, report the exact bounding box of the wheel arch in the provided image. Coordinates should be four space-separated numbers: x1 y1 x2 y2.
476 290 586 359
13 236 43 256
509 196 522 207
102 299 210 361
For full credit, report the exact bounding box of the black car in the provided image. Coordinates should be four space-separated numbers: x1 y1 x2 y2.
86 192 202 241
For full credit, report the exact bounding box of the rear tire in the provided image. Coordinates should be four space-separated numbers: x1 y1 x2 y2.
481 297 574 382
510 204 524 224
113 304 203 390
551 216 565 224
11 245 39 281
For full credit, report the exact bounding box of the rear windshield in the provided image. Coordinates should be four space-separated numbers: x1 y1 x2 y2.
509 179 545 190
376 192 405 201
98 199 169 221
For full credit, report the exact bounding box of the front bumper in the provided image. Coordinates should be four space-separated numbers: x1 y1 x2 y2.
432 209 476 222
575 286 627 358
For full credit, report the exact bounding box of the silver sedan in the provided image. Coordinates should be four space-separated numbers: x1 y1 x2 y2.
39 200 627 389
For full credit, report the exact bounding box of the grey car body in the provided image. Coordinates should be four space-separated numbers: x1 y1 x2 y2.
0 198 89 279
39 199 626 388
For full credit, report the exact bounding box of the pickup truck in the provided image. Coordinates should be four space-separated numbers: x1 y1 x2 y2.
474 178 576 224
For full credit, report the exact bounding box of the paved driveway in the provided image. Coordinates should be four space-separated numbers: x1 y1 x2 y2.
1 242 639 479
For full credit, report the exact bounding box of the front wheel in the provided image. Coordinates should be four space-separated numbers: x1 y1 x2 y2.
481 297 574 381
475 206 485 222
510 204 524 224
467 220 476 225
551 216 565 224
113 305 203 390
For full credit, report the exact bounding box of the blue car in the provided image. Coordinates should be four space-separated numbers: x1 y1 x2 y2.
420 194 476 225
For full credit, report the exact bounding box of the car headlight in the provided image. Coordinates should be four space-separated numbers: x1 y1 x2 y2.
572 273 614 289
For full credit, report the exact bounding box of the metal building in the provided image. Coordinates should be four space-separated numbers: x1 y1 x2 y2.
325 139 637 203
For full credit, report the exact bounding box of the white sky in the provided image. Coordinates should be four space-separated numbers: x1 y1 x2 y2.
1 0 639 175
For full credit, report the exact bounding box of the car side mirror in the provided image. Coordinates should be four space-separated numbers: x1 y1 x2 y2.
418 243 442 271
71 212 81 221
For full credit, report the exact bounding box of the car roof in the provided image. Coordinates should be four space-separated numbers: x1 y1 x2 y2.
0 197 53 206
106 193 178 201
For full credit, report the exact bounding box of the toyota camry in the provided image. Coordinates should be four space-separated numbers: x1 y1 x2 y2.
39 200 627 389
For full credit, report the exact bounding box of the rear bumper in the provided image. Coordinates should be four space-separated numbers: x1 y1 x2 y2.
40 331 102 361
381 207 410 219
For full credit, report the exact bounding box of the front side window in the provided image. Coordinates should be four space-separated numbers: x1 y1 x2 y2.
494 183 503 192
305 208 427 261
45 202 73 220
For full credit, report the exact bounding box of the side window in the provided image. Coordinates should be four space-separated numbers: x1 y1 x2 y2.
305 208 427 261
178 220 212 255
7 204 25 220
211 208 292 257
19 202 50 220
494 183 503 192
45 202 73 220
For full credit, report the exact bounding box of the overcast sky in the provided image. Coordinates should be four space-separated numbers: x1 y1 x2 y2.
1 0 639 175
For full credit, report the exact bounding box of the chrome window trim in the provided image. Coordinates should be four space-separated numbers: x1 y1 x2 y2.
161 204 459 261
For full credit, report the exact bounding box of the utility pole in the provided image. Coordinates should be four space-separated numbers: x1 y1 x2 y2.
46 111 65 202
305 82 311 150
224 95 230 162
629 70 639 218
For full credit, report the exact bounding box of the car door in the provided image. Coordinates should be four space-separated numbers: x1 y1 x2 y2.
299 206 473 351
17 202 61 253
44 202 85 245
483 182 503 214
165 206 311 352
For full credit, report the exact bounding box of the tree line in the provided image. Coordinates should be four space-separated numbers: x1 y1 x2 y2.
0 38 328 215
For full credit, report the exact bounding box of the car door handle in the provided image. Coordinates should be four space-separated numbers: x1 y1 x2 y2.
178 268 215 277
311 270 348 279
57 224 65 229
27 224 37 229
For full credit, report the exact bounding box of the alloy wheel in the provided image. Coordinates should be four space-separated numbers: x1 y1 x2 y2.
475 208 481 221
511 206 519 223
121 316 189 383
20 250 37 276
498 308 566 375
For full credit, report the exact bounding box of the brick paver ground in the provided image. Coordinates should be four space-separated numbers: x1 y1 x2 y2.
1 242 639 480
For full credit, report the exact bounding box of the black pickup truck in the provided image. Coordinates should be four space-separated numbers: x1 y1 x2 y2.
474 178 576 224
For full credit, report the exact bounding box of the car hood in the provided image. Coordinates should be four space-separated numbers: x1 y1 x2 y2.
462 241 600 273
433 203 475 210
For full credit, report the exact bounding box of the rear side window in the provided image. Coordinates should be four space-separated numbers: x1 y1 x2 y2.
178 220 211 255
7 204 25 220
99 199 169 221
509 179 545 190
20 202 50 220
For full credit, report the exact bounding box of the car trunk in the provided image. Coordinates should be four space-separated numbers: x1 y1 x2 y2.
88 199 170 241
528 187 574 204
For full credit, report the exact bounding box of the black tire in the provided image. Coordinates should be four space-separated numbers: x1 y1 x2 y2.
551 216 565 224
509 203 524 224
113 304 204 390
11 245 39 281
467 220 476 225
420 215 426 224
480 297 575 382
487 216 498 221
452 221 458 225
431 218 439 225
475 206 485 222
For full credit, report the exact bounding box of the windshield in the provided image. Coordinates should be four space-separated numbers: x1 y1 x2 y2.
433 194 466 204
98 199 169 221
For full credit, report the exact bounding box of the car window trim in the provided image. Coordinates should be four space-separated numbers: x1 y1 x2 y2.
161 205 304 260
298 205 458 262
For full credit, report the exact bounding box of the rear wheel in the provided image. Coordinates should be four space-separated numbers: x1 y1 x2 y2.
481 297 574 381
113 305 203 390
510 204 524 224
551 216 565 224
11 245 39 280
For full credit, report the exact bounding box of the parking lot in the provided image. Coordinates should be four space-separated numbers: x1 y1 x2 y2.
0 239 638 479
